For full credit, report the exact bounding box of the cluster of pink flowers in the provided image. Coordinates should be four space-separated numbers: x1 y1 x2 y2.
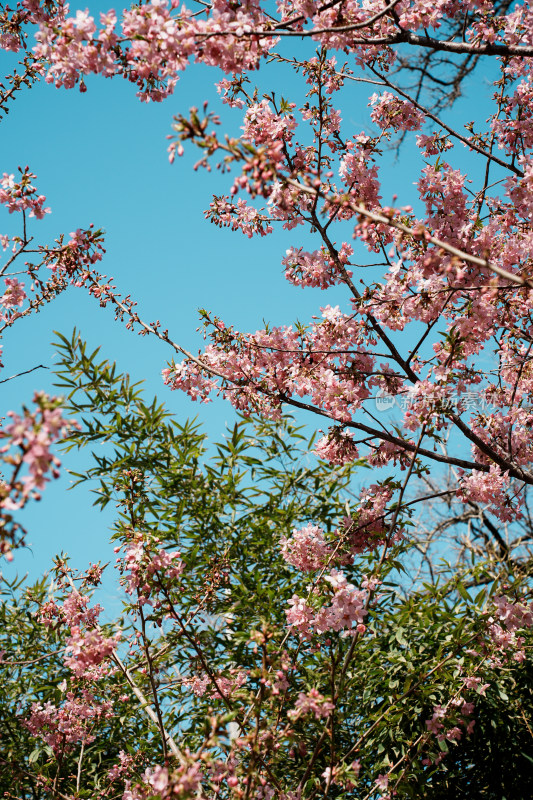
416 132 454 157
266 666 290 696
107 750 139 783
115 536 184 605
283 243 353 290
181 668 247 700
288 688 335 721
402 380 454 432
487 594 533 663
124 752 211 799
457 466 520 523
0 393 76 518
0 0 512 96
338 140 383 218
425 700 475 742
39 587 102 629
0 168 50 218
280 524 332 572
314 428 360 465
369 92 424 132
39 586 119 679
180 674 211 697
349 484 396 552
30 0 275 101
462 675 490 695
243 100 297 151
214 669 247 698
163 305 377 423
280 485 398 583
0 277 26 310
25 691 114 754
205 196 273 238
51 226 105 277
286 569 369 638
65 625 121 678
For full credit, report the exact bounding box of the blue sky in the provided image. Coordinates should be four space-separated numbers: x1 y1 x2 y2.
0 7 495 608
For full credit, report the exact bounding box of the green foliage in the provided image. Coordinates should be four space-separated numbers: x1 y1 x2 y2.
0 574 150 799
1 330 532 798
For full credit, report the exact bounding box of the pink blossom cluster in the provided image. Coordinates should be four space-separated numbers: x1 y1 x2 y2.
425 700 475 742
0 393 76 517
38 586 119 679
314 427 360 465
52 226 105 277
24 691 114 754
0 277 26 310
286 569 369 638
457 466 520 523
0 168 50 218
205 196 273 238
0 24 23 52
266 667 290 696
181 669 247 700
216 77 245 109
369 92 424 132
9 0 511 106
280 524 333 572
402 380 454 432
493 594 533 630
281 489 396 580
214 669 247 699
283 244 353 290
39 588 102 629
107 750 139 783
416 132 454 157
180 674 211 697
115 536 184 605
243 100 297 151
0 0 63 51
488 594 533 663
338 140 382 214
288 688 335 720
0 169 106 365
303 55 345 96
469 406 533 467
32 0 274 101
124 757 204 799
348 484 396 553
463 675 490 695
65 625 121 678
163 306 376 423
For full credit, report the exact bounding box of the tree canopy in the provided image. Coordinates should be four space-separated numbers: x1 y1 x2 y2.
2 1 533 798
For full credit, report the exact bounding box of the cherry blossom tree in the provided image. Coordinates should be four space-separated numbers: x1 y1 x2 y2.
2 0 533 797
0 333 530 798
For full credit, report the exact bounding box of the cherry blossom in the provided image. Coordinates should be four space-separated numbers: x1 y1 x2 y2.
280 524 332 572
25 692 114 754
288 688 335 720
286 568 369 638
5 1 533 795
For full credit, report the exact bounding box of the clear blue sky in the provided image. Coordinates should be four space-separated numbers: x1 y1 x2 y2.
0 7 493 611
